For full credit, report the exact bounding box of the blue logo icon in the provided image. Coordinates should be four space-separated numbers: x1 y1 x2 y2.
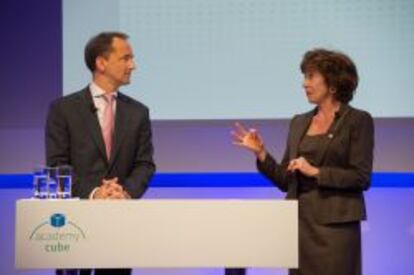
50 213 66 228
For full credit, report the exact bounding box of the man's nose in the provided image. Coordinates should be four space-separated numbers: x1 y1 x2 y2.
130 59 136 70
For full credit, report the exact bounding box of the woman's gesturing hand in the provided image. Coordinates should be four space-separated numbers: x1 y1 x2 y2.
232 122 267 161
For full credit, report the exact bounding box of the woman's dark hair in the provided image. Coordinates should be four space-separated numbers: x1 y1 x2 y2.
300 48 358 103
84 31 129 72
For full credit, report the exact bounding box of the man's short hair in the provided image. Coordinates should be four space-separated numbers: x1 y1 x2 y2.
84 31 129 72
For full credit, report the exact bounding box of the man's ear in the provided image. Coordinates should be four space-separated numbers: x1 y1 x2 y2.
95 56 107 73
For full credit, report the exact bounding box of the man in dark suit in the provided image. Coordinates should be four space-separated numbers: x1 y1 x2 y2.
47 32 155 275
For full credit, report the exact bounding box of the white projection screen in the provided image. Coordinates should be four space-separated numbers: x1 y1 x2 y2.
63 0 414 120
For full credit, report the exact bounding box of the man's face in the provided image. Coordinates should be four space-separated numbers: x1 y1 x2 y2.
100 37 136 88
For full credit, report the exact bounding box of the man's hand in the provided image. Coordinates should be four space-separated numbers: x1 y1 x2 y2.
93 177 131 199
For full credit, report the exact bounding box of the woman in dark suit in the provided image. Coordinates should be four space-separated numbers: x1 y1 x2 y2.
232 49 374 275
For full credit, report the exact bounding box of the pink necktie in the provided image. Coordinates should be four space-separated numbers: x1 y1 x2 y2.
102 94 114 159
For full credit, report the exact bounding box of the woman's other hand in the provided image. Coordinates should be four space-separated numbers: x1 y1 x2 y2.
287 156 320 177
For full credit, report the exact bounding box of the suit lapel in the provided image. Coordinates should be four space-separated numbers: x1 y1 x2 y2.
286 113 313 200
78 88 108 162
289 112 313 159
313 104 350 166
108 93 130 167
313 131 332 166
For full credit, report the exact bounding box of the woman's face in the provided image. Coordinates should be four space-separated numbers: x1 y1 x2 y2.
302 70 333 105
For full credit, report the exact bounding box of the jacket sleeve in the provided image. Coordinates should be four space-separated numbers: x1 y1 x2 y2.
256 117 297 192
45 100 71 167
317 111 374 191
123 107 156 198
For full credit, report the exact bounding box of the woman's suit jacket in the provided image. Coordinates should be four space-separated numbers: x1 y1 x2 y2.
257 104 374 224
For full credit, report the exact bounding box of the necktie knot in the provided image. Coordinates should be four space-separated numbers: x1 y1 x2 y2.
103 94 114 104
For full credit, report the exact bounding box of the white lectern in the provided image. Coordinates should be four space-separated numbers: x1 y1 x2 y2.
16 199 298 269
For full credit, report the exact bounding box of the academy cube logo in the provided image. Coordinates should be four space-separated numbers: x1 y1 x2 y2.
29 213 86 252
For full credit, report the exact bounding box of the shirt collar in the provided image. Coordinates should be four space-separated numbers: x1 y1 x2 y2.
89 82 118 98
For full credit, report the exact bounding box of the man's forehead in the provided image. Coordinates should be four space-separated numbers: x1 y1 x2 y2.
111 38 133 53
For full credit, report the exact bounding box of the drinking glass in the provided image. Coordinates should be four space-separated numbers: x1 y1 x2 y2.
47 167 58 199
33 167 48 199
56 165 72 199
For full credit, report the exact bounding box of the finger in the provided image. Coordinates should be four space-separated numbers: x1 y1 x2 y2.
104 177 118 184
299 157 310 167
108 182 123 192
287 159 297 171
295 158 306 168
248 128 264 143
231 131 244 142
109 179 122 187
94 187 106 199
100 184 111 192
110 190 124 199
123 191 131 199
232 141 250 148
98 187 112 198
102 179 116 186
249 128 258 139
234 122 248 135
255 131 264 145
109 194 122 200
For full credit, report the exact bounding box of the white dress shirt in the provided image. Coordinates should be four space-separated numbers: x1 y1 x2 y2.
89 82 117 128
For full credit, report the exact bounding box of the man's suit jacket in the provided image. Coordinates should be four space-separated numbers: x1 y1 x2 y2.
46 87 156 199
257 104 374 224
